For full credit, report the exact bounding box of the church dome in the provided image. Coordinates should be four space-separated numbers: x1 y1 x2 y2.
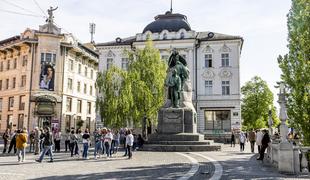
142 11 191 33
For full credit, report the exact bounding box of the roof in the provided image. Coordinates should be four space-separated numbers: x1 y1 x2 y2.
142 11 191 33
96 36 136 47
197 31 243 41
0 36 21 46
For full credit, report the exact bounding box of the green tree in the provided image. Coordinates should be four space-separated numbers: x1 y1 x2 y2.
241 76 280 130
278 0 310 145
127 38 167 131
96 38 167 130
96 66 133 127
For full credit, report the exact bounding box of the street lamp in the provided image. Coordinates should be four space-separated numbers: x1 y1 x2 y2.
277 82 288 142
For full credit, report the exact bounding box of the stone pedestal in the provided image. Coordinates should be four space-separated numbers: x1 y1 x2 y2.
141 107 221 152
157 108 197 134
278 142 295 173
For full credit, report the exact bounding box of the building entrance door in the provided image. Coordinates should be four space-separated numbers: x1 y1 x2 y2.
38 116 52 129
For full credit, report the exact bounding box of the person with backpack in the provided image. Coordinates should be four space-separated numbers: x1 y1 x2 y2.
8 130 17 154
16 129 28 162
82 129 90 159
35 127 54 163
69 129 77 157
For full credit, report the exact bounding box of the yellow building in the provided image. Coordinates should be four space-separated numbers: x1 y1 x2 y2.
0 9 98 133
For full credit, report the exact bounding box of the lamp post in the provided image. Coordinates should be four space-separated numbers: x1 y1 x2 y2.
278 82 288 142
268 105 273 136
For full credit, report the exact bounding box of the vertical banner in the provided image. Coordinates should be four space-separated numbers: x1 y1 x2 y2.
39 53 56 91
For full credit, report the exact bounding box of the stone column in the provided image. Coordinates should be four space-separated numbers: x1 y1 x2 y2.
277 82 295 173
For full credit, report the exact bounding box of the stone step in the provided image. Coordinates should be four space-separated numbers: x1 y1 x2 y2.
149 133 205 141
146 140 213 145
140 144 222 152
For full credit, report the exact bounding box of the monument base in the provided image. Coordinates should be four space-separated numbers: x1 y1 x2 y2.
141 108 222 152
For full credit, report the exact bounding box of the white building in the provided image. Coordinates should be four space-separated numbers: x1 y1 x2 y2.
96 11 243 139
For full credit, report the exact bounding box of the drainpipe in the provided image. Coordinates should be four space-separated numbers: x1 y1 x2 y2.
27 43 35 131
60 46 66 132
194 39 200 110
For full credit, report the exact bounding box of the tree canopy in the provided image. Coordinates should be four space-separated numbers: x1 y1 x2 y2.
241 76 280 130
278 0 310 145
96 38 167 128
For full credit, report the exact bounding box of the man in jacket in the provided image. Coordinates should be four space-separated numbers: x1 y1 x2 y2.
16 129 28 162
248 129 256 153
36 127 54 163
257 129 270 160
34 127 41 155
2 129 10 153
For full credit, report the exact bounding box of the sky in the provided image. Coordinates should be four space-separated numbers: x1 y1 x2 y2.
0 0 291 105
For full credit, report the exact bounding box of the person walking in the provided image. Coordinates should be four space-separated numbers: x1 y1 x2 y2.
256 129 263 154
230 131 235 147
257 129 271 161
94 129 102 159
16 129 28 162
8 130 17 154
36 127 54 163
29 130 35 153
2 129 10 153
239 132 246 152
64 129 70 152
69 129 77 157
104 129 113 158
53 129 61 152
126 130 134 159
248 129 256 153
82 129 90 159
34 127 41 155
76 129 83 158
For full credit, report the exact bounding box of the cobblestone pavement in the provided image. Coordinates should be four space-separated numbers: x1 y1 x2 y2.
0 144 309 180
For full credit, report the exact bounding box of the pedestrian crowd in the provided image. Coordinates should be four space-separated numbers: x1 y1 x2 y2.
1 126 145 163
231 128 300 161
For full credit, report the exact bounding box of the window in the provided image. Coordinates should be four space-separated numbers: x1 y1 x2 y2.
22 55 27 67
46 53 52 63
0 61 3 71
0 98 2 111
0 80 2 90
65 115 71 130
67 78 73 90
205 54 212 68
180 32 185 39
77 100 82 113
7 60 10 70
222 81 230 95
77 81 81 92
12 77 16 89
121 58 128 70
8 97 14 111
86 117 91 129
78 64 81 74
19 95 25 110
13 58 17 69
66 97 72 112
84 84 87 94
90 69 94 79
205 80 213 95
90 85 93 96
68 59 73 71
221 53 229 67
87 102 91 114
107 58 113 70
18 114 24 129
21 75 26 87
84 66 88 77
204 110 231 131
6 79 9 89
163 33 167 40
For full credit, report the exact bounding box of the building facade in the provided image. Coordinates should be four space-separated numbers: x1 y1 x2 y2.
96 11 243 138
0 17 98 133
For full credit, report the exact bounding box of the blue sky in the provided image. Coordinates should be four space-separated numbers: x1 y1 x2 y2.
0 0 291 104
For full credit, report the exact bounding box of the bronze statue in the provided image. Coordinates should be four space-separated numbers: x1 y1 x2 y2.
165 49 189 108
166 69 181 108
